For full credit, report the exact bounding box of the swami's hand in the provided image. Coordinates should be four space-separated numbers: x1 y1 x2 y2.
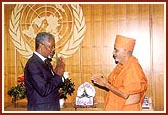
91 74 108 87
54 56 65 77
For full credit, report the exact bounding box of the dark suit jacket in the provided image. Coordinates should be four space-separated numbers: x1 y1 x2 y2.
24 53 62 111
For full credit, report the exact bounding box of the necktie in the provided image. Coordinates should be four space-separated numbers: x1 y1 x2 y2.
44 58 53 70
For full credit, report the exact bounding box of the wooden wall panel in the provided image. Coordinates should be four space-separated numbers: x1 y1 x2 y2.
3 4 165 111
151 4 165 111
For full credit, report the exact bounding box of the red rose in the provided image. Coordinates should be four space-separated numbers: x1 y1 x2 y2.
17 76 24 82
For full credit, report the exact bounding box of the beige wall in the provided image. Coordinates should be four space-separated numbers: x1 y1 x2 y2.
3 4 165 111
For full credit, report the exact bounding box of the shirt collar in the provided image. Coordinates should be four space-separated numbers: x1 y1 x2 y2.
34 51 46 62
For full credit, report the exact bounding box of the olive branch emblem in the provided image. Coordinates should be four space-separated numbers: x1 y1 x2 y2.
9 4 86 58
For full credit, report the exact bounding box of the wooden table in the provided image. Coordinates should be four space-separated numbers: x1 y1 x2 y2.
4 102 27 111
4 102 104 111
62 103 104 111
4 102 153 111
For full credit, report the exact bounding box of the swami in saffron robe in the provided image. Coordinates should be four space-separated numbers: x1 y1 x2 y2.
104 56 148 111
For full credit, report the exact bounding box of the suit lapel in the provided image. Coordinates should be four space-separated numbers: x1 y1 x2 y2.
32 53 52 73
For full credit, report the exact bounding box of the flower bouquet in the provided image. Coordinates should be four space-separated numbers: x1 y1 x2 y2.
59 75 75 100
7 76 26 103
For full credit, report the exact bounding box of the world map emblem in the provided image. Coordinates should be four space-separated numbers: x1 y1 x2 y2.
9 4 86 58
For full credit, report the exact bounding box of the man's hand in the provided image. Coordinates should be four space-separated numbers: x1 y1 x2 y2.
53 56 65 77
91 74 130 99
91 74 108 87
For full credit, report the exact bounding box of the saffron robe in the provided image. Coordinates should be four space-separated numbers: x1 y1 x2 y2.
104 56 148 111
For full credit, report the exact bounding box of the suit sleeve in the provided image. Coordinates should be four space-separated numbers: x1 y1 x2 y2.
25 61 62 97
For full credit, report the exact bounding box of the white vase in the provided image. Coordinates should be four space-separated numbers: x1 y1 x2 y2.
59 98 65 108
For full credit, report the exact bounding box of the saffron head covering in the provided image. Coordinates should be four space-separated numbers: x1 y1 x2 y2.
114 35 136 52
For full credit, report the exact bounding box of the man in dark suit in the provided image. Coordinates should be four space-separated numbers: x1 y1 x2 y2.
24 32 65 111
